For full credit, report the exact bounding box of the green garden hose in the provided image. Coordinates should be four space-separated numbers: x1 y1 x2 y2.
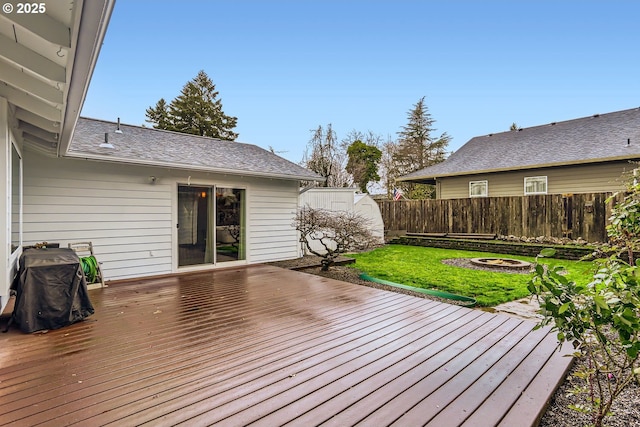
81 256 99 283
359 273 477 307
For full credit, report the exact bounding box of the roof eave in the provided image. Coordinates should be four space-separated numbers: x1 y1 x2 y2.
63 151 325 182
58 0 116 156
396 177 436 185
399 154 640 183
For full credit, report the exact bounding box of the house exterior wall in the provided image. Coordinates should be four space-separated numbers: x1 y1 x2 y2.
437 161 634 199
1 99 10 312
0 99 8 312
0 98 22 313
23 151 301 281
246 180 300 263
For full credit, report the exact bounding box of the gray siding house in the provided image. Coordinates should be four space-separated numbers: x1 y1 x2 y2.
0 1 322 313
23 117 322 282
0 0 116 313
399 108 640 199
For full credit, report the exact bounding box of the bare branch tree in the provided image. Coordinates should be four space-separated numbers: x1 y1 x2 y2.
380 136 399 198
301 124 351 187
293 207 379 270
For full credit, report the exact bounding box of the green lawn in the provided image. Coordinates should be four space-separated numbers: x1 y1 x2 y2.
349 245 595 307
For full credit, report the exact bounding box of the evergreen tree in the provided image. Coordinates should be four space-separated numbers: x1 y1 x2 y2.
145 98 172 129
145 70 238 140
346 140 382 193
393 96 451 198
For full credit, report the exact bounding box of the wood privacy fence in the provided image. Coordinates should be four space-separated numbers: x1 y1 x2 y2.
377 192 623 243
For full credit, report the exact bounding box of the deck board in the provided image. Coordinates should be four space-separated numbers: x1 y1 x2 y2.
0 264 572 426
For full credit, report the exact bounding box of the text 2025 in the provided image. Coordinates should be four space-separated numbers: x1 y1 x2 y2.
17 3 46 14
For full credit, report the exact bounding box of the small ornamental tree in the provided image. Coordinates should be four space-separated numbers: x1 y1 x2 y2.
346 140 382 193
294 206 378 271
529 180 640 427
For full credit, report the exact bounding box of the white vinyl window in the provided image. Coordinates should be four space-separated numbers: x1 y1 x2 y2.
524 176 547 195
469 180 488 197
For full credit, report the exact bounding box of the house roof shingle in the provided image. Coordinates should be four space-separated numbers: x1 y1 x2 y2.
400 107 640 183
67 117 323 182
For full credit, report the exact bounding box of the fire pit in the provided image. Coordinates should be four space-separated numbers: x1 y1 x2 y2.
469 257 532 271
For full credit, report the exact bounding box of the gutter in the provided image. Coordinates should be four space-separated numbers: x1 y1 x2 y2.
397 156 640 183
299 186 356 194
62 151 325 182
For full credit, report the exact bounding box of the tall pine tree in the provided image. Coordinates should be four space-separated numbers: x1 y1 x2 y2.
145 98 171 129
393 96 450 198
145 70 238 140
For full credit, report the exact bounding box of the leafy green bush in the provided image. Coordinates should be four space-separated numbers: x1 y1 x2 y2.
529 182 640 427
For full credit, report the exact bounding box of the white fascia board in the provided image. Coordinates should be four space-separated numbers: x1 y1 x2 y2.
57 0 116 156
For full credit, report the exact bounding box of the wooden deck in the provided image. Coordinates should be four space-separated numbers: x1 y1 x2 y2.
0 265 572 426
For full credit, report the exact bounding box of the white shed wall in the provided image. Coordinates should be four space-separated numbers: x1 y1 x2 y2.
299 188 356 255
354 194 385 243
23 151 302 281
299 188 356 212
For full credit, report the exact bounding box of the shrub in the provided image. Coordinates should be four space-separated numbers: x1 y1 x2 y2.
529 182 640 427
293 206 378 271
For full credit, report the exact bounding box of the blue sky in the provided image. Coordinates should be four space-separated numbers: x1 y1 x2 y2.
81 1 640 163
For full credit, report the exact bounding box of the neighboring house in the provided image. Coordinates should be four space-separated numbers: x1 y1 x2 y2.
0 1 116 313
299 187 384 254
399 107 640 199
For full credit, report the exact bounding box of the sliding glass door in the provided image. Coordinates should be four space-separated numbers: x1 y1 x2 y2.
178 185 245 267
215 188 246 262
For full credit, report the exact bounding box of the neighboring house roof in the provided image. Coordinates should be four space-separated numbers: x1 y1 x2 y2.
67 117 323 182
400 107 640 184
299 187 358 195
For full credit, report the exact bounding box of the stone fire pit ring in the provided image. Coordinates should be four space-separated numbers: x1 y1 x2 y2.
469 257 532 270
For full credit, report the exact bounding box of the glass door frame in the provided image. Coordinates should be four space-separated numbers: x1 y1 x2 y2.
175 182 247 271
